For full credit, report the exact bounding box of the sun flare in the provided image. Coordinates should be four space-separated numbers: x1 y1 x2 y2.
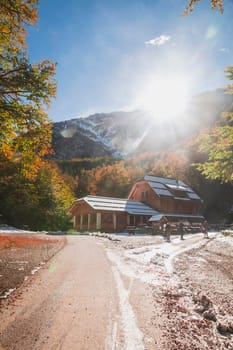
137 75 190 122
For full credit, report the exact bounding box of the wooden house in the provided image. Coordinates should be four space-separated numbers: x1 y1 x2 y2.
68 175 204 232
128 175 203 223
68 195 158 232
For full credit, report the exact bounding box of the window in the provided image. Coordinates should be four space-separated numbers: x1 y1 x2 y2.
172 189 188 198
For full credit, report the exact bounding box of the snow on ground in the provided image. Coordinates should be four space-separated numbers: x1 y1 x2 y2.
111 266 145 350
0 225 46 235
106 232 220 287
206 231 233 257
106 231 233 349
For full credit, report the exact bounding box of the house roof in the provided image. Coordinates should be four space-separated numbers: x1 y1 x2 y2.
149 213 204 222
139 175 202 201
70 195 159 216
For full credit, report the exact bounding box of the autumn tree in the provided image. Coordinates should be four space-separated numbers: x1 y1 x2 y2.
194 68 233 183
0 0 56 177
0 1 75 229
150 151 189 180
82 162 141 198
76 152 189 198
183 0 223 15
0 162 75 230
183 1 232 183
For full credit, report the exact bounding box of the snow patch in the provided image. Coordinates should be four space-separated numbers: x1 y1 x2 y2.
0 288 16 299
107 249 165 287
111 266 145 350
31 266 41 275
60 128 77 138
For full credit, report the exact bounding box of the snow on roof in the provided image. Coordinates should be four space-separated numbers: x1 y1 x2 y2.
79 195 159 216
166 184 187 191
142 175 201 200
149 213 204 222
148 214 164 222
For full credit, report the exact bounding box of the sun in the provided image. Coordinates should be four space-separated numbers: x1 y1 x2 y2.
137 75 190 121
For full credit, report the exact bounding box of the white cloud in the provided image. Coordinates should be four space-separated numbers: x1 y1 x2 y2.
145 35 171 47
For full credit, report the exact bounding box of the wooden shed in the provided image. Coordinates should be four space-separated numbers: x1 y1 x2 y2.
68 195 158 232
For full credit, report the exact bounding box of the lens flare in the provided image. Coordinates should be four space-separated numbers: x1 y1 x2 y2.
136 75 190 122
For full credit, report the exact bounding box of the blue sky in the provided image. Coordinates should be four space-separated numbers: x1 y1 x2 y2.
27 0 233 122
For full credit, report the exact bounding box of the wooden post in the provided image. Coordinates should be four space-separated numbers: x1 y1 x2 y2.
80 215 83 230
73 215 76 228
87 214 91 230
96 212 101 230
113 213 117 231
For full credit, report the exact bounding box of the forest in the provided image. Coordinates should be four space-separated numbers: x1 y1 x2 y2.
57 147 233 224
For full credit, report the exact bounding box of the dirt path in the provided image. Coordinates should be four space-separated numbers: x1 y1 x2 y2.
0 235 162 350
0 236 119 350
0 233 232 350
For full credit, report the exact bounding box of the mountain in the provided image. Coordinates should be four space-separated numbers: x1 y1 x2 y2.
52 89 233 160
52 110 153 159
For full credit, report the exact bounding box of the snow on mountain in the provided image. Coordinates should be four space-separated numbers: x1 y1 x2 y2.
52 110 153 159
52 89 233 160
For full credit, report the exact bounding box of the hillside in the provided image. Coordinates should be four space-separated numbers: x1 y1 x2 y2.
52 89 233 160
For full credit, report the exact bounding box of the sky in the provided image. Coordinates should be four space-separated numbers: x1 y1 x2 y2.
27 0 233 122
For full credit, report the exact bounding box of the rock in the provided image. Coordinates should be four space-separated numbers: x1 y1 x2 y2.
217 317 233 334
194 305 205 314
203 308 217 322
193 293 212 311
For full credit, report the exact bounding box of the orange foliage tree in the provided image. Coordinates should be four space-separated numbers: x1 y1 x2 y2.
183 0 223 15
81 161 144 197
0 162 75 230
0 1 75 229
76 151 190 198
0 0 56 177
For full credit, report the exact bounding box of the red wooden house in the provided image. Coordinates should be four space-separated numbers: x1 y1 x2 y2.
68 175 204 232
128 175 203 223
68 195 158 232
